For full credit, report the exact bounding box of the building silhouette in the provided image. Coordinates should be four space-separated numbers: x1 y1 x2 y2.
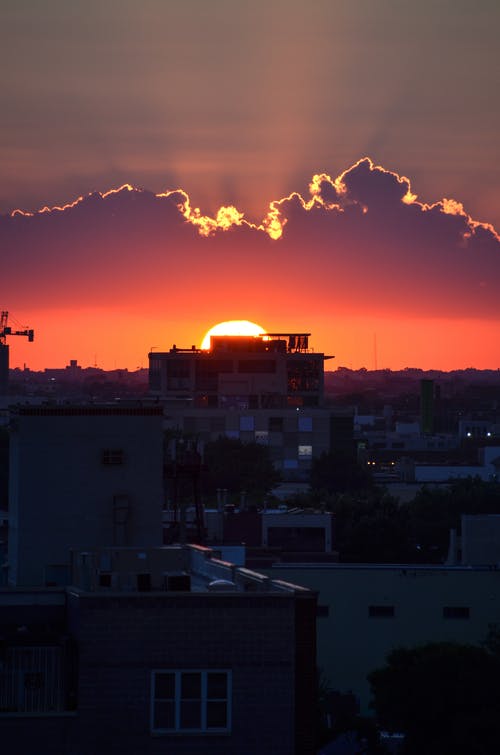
149 332 337 481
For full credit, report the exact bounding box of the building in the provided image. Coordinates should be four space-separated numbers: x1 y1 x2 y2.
266 561 500 716
150 332 338 480
0 544 317 755
149 332 331 409
7 404 165 587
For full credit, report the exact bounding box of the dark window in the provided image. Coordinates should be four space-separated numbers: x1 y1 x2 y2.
195 359 233 391
210 416 225 433
443 606 470 619
269 416 284 432
184 417 197 433
238 359 276 373
149 359 161 391
137 573 151 592
368 605 395 618
167 359 190 378
102 449 124 465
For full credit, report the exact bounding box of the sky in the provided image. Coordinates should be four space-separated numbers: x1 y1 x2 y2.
1 0 499 371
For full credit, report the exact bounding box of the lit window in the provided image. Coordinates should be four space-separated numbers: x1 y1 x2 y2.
298 445 313 458
102 449 124 465
239 416 255 431
151 670 231 734
255 431 269 444
298 416 313 432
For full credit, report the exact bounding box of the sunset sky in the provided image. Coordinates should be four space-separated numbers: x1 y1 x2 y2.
1 1 499 371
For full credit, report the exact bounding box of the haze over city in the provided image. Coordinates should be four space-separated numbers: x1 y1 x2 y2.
1 1 499 371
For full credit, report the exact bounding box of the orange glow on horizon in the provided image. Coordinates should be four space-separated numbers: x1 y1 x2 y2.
4 157 499 375
7 309 500 374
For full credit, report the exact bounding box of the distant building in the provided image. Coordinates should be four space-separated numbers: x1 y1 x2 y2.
150 332 339 480
7 405 165 587
149 332 331 409
0 544 317 755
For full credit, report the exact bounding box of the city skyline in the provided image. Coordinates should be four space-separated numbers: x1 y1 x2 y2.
1 1 499 371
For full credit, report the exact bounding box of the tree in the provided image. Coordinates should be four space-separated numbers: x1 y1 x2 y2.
311 489 412 563
404 477 500 562
202 437 280 504
368 642 500 755
311 450 373 494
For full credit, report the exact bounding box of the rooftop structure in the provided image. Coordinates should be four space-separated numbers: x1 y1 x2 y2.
0 544 317 754
149 331 333 409
7 404 165 587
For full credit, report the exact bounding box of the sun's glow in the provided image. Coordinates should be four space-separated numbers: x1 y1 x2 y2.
201 320 265 350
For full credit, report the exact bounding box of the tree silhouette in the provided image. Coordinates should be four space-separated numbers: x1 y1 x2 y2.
368 642 500 755
203 437 280 504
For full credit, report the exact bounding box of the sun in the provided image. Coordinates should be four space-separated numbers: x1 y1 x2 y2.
201 320 265 350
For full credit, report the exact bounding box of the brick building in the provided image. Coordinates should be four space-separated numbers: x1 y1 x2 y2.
0 544 317 755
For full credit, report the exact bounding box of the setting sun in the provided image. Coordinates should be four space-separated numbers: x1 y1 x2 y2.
201 320 265 350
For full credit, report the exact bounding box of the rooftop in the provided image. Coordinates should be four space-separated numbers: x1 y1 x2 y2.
68 544 312 595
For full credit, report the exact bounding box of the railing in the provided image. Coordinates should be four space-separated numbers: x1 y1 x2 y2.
0 645 67 714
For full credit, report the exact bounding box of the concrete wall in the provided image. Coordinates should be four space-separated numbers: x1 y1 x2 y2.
266 563 500 715
8 408 164 586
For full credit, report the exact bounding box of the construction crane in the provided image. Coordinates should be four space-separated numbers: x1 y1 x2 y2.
0 311 34 395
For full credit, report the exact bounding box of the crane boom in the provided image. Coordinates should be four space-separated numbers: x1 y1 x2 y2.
0 310 34 345
0 310 35 395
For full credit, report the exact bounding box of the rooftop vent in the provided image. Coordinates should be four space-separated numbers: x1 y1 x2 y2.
207 579 237 592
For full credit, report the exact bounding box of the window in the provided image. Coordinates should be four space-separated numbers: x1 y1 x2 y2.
239 415 255 431
298 444 313 458
298 416 313 432
268 416 284 432
210 416 225 433
102 448 124 465
183 417 197 433
368 605 395 618
443 606 470 619
238 359 276 373
151 670 231 734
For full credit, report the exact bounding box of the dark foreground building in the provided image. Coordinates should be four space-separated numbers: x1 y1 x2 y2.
0 544 317 755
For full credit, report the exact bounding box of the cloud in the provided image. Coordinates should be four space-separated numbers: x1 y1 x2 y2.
1 158 499 324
